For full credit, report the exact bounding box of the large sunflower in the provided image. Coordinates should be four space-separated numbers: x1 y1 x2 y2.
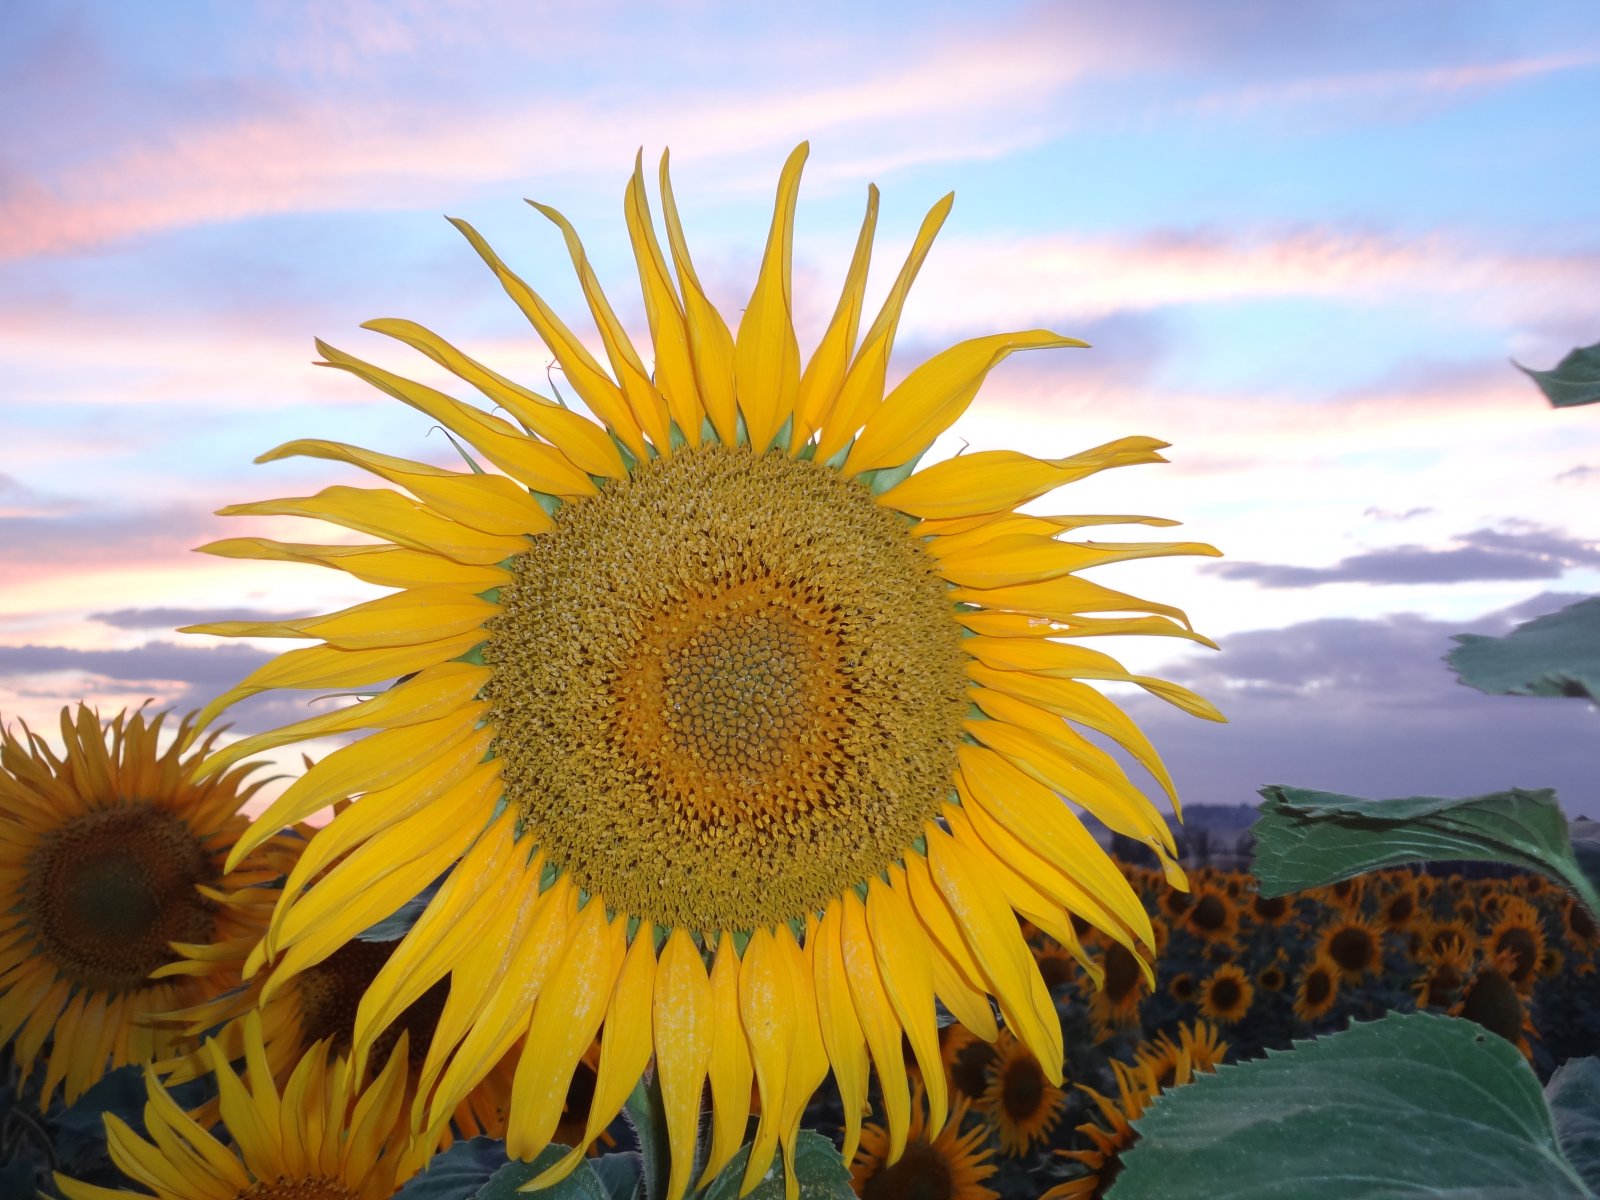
0 705 291 1106
190 144 1219 1197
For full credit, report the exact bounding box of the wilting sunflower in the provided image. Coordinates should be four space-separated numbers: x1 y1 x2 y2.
1293 955 1340 1024
0 705 294 1106
851 1087 998 1200
190 145 1220 1196
55 1012 424 1200
979 1029 1067 1156
1196 962 1253 1025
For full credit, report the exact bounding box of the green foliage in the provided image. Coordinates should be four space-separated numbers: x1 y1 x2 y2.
1514 340 1600 408
1549 1059 1600 1197
395 1142 619 1200
1447 597 1600 703
478 1152 613 1200
1252 784 1600 917
1110 1013 1595 1200
699 1134 855 1200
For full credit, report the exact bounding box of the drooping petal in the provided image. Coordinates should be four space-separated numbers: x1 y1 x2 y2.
700 932 755 1188
809 907 869 1164
653 928 715 1200
840 889 909 1163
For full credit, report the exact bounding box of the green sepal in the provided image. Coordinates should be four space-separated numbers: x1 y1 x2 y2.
855 449 927 496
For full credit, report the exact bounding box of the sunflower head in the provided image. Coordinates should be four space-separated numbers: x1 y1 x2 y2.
1196 962 1254 1025
1293 955 1340 1024
0 704 286 1105
192 145 1221 1195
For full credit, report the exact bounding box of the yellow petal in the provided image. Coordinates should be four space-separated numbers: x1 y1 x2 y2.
653 928 715 1200
447 218 647 460
867 871 946 1136
738 926 793 1195
878 436 1170 519
924 824 1063 1084
256 438 553 534
316 339 599 495
626 154 702 447
846 331 1086 475
840 889 909 1163
734 142 806 454
936 534 1220 590
528 200 672 450
226 713 488 871
186 587 493 649
361 317 628 478
198 663 490 781
963 636 1226 722
773 925 828 1200
524 928 657 1190
901 852 999 1040
955 744 1161 937
660 150 737 446
810 907 869 1164
196 536 510 591
791 185 878 451
506 898 625 1160
699 932 755 1188
218 485 527 566
189 630 485 743
816 193 953 464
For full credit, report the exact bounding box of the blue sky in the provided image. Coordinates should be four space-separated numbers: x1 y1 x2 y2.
2 0 1598 816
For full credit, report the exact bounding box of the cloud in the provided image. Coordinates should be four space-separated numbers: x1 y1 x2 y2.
1120 591 1600 817
1363 506 1432 522
0 505 214 583
911 227 1600 333
90 606 309 630
0 640 271 686
1209 524 1600 588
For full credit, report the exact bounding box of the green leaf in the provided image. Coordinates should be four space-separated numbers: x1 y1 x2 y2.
1515 341 1600 408
1549 1059 1600 1197
1109 1012 1593 1200
700 1133 855 1200
589 1153 644 1200
393 1137 511 1199
1447 597 1600 702
620 1072 669 1200
475 1148 611 1200
1252 784 1600 917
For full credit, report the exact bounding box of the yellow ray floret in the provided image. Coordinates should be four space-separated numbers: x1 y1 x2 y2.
192 144 1222 1198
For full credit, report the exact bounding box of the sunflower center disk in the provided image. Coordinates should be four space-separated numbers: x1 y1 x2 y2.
485 443 968 931
25 805 216 992
238 1178 361 1200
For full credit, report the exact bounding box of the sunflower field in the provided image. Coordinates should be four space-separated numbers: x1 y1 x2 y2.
2 147 1598 1200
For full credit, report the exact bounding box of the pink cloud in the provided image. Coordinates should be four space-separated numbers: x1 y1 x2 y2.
905 227 1600 332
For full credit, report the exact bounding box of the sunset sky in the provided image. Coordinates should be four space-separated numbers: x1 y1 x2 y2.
3 1 1598 819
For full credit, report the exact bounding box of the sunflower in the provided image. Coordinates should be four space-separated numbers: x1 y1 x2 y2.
1560 896 1597 957
54 1012 423 1200
939 1023 998 1103
1195 963 1253 1025
1292 955 1340 1024
1452 952 1535 1059
1130 1021 1227 1091
851 1087 998 1200
1086 940 1147 1035
1484 898 1545 993
1031 941 1079 991
190 145 1219 1197
1166 972 1196 1004
1181 887 1238 944
161 929 515 1146
979 1029 1067 1156
0 705 293 1106
1247 890 1293 928
1256 962 1286 993
1375 877 1419 931
1414 934 1473 1010
1317 915 1384 983
1419 918 1477 963
1042 1058 1158 1200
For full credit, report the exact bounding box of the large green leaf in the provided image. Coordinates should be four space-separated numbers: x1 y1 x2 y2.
700 1133 855 1200
1515 340 1600 407
393 1138 511 1200
476 1148 611 1200
1110 1012 1594 1200
1252 784 1600 916
1549 1059 1600 1197
1447 597 1600 702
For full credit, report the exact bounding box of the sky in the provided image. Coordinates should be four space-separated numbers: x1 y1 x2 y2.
3 0 1598 821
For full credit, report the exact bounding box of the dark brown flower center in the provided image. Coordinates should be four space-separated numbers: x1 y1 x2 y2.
296 939 447 1069
860 1139 954 1200
25 804 216 992
1001 1056 1046 1119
